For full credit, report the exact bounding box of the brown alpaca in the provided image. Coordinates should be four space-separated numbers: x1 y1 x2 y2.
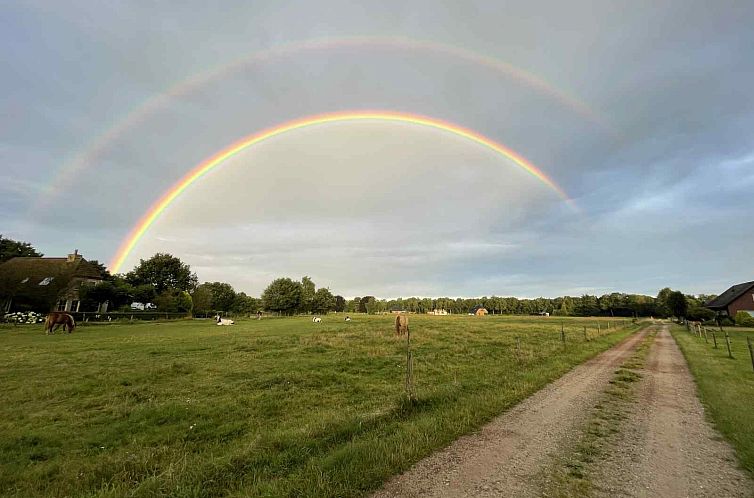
45 312 75 335
395 315 408 335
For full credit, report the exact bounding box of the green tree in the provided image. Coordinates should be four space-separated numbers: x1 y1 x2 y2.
359 296 376 314
232 292 261 314
656 287 673 317
735 311 754 327
575 295 599 316
262 278 302 315
300 276 315 314
191 284 213 314
311 288 336 314
125 253 198 294
204 282 236 311
347 297 361 313
0 236 43 263
154 289 193 314
666 291 688 319
131 284 157 307
334 295 346 312
78 278 134 311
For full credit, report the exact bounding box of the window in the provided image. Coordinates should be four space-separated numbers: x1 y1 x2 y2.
20 277 29 283
56 300 66 311
39 277 54 286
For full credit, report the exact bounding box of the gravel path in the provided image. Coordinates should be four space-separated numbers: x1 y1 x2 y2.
591 325 753 498
372 328 650 498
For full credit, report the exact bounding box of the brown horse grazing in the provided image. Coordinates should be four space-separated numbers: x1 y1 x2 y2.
45 312 75 334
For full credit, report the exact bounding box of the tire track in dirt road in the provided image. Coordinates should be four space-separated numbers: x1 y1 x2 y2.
590 325 753 498
372 326 652 498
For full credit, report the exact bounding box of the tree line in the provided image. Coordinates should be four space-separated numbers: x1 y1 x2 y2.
0 237 721 319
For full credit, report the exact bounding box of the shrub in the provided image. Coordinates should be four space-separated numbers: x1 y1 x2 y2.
734 311 754 327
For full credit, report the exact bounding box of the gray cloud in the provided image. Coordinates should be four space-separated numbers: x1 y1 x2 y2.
3 0 753 297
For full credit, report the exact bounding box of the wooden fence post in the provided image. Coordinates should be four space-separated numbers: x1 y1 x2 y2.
725 331 733 359
404 316 416 402
712 330 718 349
561 324 566 349
747 337 754 373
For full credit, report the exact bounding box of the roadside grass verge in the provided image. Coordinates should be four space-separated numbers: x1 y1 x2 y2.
546 326 657 497
0 315 639 497
670 324 754 478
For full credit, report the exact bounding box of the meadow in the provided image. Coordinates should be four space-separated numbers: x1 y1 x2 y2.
670 324 754 477
0 315 639 497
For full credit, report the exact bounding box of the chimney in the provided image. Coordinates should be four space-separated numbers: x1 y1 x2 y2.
67 249 82 263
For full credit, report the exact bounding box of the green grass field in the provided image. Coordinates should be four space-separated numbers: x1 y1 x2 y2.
0 315 639 498
670 324 754 478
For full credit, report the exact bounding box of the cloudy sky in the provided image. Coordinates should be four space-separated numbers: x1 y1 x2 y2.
2 1 753 298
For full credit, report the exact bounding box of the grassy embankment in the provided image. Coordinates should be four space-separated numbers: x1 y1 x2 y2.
0 315 640 497
670 324 754 477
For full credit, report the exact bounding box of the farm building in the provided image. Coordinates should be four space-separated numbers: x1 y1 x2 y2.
427 309 449 315
470 306 488 316
0 250 104 313
705 281 754 318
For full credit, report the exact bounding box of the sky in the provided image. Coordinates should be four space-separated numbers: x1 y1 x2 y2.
2 0 753 299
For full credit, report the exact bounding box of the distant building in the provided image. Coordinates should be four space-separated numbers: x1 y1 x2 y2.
705 281 754 318
470 306 488 316
0 250 104 313
427 309 449 315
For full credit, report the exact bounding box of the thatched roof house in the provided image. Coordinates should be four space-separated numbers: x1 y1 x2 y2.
0 251 103 313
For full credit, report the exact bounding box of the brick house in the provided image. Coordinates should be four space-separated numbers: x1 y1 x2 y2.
0 250 104 313
705 281 754 318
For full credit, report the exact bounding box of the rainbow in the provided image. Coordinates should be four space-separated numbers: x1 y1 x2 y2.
42 36 611 208
109 110 574 273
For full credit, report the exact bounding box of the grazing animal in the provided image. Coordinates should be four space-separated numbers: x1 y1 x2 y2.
312 317 322 323
45 312 75 335
215 315 234 326
345 316 351 322
395 315 408 335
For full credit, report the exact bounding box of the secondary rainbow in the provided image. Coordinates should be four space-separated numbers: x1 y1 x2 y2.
41 35 612 207
109 111 574 272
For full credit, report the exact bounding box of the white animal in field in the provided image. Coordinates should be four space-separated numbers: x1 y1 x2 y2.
215 315 234 326
312 317 322 323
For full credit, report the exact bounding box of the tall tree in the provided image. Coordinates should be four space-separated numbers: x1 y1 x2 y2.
154 289 193 314
125 253 198 294
262 278 302 315
0 236 42 263
191 284 213 314
204 282 237 311
656 287 673 317
311 288 336 314
300 276 315 314
232 292 261 314
334 295 346 312
360 296 376 314
131 284 157 307
666 291 688 320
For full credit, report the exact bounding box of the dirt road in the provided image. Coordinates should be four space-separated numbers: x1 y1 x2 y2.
592 326 752 497
372 325 753 497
